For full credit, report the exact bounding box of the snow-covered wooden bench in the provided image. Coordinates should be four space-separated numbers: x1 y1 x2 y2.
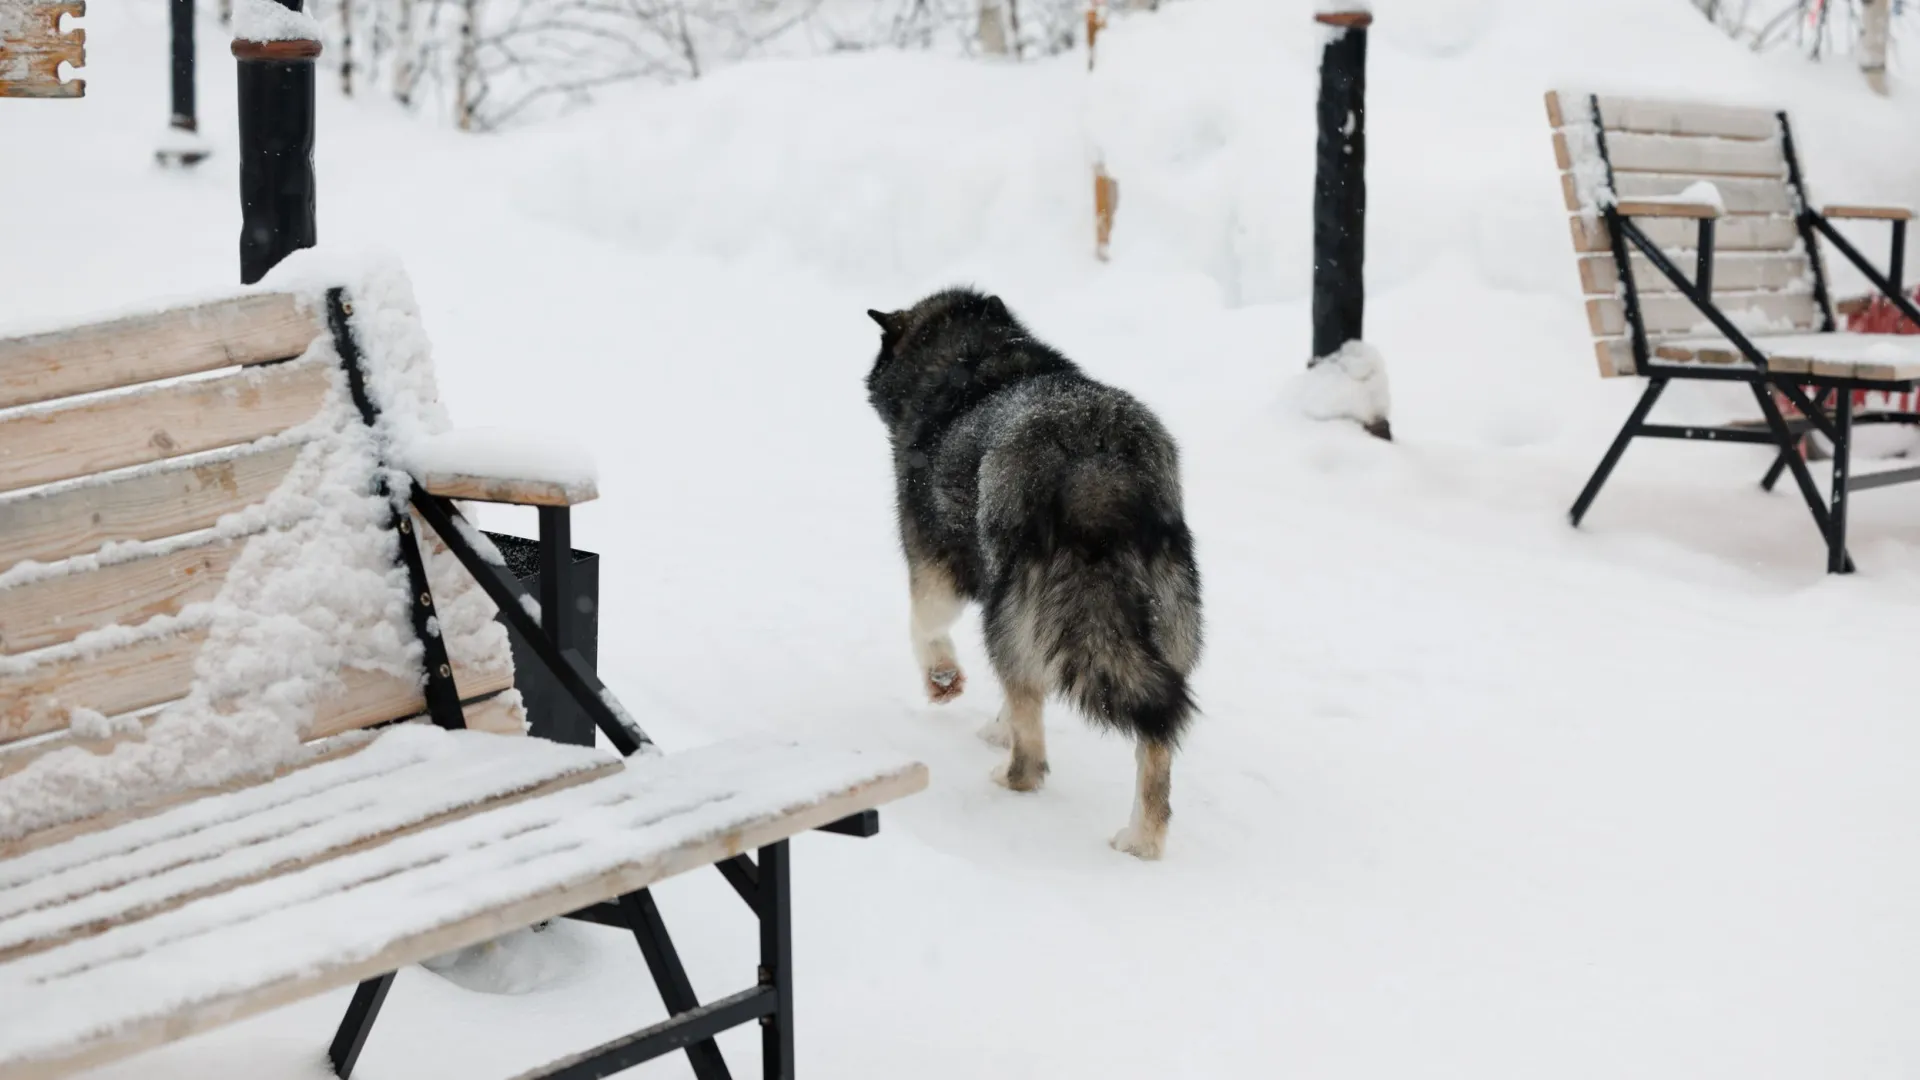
0 263 927 1080
1548 90 1920 573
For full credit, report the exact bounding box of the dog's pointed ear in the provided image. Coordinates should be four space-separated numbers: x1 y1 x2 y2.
868 309 904 336
983 295 1011 320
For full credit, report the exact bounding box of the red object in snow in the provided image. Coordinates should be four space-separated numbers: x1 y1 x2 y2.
1843 288 1920 334
1771 290 1920 426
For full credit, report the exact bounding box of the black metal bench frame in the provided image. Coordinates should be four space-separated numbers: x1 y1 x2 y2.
318 287 870 1080
1568 94 1920 574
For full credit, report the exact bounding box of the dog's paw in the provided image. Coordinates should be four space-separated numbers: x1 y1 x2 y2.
990 758 1047 793
1110 824 1165 861
924 666 965 704
976 717 1012 747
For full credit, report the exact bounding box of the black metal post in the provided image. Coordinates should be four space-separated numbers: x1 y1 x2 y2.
1695 218 1716 297
1311 10 1368 364
539 507 572 650
617 891 734 1080
1569 376 1667 526
483 530 601 747
169 0 196 129
758 841 794 1080
1588 97 1652 375
157 0 211 166
1829 390 1854 574
328 972 396 1079
1779 112 1838 331
1891 218 1907 298
1750 380 1854 572
235 2 320 284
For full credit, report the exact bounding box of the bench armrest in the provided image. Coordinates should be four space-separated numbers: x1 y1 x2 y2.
1615 199 1720 220
1823 204 1913 222
409 427 599 507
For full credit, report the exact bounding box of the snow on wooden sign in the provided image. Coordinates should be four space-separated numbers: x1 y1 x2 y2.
0 0 85 98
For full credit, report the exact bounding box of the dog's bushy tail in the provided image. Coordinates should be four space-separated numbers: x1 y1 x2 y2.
1004 451 1203 747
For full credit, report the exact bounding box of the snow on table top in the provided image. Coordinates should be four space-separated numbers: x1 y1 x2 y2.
1666 331 1920 366
0 734 925 1074
405 427 600 500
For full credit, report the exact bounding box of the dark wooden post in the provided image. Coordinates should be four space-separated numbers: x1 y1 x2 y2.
156 0 210 166
169 0 195 130
234 1 320 285
1311 8 1369 363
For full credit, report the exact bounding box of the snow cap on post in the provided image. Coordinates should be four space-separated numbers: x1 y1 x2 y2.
231 0 322 50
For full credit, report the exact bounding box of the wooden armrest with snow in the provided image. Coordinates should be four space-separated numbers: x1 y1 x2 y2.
0 279 925 1080
1822 204 1913 222
411 429 601 507
1614 199 1721 220
418 472 597 507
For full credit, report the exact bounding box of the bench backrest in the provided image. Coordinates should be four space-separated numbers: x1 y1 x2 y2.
1547 90 1831 377
0 287 519 844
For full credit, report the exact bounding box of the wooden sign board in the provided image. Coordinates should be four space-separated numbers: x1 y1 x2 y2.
0 1 86 98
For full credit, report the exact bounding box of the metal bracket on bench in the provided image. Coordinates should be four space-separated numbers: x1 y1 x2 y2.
409 486 652 755
325 288 465 731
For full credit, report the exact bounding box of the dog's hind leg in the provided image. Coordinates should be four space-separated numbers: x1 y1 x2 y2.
989 681 1049 792
1111 738 1173 860
910 563 967 703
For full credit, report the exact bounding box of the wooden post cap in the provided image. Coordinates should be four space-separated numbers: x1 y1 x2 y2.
231 37 323 60
1313 10 1373 27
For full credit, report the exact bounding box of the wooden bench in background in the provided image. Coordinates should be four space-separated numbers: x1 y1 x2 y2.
0 275 927 1080
1547 90 1920 573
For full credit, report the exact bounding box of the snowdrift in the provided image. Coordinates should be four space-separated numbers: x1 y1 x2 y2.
517 0 1920 312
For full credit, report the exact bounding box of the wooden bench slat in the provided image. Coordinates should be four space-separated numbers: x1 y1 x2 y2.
0 294 318 412
0 442 303 576
0 689 523 867
1657 332 1920 381
1559 172 1791 216
0 358 329 496
0 659 516 785
1823 204 1913 222
0 737 927 1080
0 632 205 746
1591 331 1768 378
1547 90 1779 141
1615 174 1789 216
1576 252 1810 296
0 537 242 655
1568 213 1799 254
1585 291 1819 338
0 727 616 961
1552 129 1785 179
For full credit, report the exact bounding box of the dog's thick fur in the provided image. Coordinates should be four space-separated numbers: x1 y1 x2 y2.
865 288 1203 859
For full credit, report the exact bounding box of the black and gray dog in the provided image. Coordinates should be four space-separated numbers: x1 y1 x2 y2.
865 288 1203 859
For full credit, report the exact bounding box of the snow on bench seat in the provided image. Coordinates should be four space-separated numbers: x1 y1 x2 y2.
1655 332 1920 380
0 730 925 1079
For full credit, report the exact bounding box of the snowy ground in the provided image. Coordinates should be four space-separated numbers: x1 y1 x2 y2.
7 0 1920 1076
